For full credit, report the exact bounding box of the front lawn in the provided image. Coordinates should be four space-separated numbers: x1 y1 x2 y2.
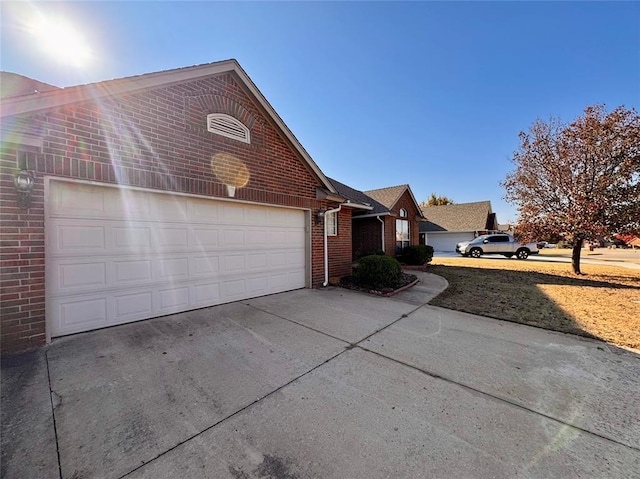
428 257 640 351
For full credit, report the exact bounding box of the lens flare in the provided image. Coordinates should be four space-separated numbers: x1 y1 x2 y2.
28 14 92 67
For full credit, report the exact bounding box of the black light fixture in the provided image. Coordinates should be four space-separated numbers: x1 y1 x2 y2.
14 170 35 209
315 209 326 225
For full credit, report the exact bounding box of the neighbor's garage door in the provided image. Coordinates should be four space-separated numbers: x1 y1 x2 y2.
425 232 474 252
46 180 307 337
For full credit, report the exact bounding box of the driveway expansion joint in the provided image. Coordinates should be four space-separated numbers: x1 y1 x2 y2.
358 346 640 452
44 348 63 479
118 347 350 478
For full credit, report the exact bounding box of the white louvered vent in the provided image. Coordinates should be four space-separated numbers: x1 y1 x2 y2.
207 113 250 144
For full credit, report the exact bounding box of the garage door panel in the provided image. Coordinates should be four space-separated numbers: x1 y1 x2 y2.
50 183 106 217
247 277 268 295
58 262 107 290
113 227 151 250
150 195 188 221
189 256 219 276
192 282 221 306
114 292 153 321
155 257 190 280
189 200 219 223
426 232 475 252
190 228 219 248
154 228 189 249
223 279 247 299
114 260 152 284
57 224 107 252
158 287 190 312
222 229 245 247
47 181 307 337
54 296 109 334
220 203 245 223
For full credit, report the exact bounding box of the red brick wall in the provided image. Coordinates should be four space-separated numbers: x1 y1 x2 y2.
352 217 384 258
387 190 421 254
327 207 353 279
0 72 339 352
351 191 422 259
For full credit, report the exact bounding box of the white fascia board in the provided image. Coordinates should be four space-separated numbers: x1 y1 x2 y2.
1 59 338 194
343 202 373 210
353 212 391 219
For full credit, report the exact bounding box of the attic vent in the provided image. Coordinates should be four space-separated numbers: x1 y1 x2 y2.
207 113 250 144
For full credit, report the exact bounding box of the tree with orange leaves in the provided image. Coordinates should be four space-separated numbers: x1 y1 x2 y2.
502 105 640 274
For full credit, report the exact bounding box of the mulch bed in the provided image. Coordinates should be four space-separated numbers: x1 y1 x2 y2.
339 273 418 297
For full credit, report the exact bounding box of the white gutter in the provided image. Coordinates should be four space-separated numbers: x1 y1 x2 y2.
323 204 344 287
352 212 391 219
377 216 385 253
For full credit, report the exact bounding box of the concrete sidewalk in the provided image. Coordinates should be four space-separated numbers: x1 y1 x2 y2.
2 271 639 479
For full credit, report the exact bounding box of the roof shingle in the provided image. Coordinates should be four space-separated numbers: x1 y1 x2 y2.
420 201 494 232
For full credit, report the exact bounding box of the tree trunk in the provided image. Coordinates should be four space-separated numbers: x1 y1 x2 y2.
572 238 584 274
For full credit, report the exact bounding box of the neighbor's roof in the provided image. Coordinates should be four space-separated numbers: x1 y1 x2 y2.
0 72 59 99
420 201 494 232
328 178 387 213
0 59 336 194
365 184 423 217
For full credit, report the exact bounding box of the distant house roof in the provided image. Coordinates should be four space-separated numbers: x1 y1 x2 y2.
420 201 496 232
0 72 59 99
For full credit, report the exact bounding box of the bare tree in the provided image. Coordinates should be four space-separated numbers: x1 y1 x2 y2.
502 104 640 274
420 193 455 208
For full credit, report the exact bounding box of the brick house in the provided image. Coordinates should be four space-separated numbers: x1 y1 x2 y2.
0 60 364 352
329 179 424 259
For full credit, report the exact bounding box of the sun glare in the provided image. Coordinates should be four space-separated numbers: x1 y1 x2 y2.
29 15 92 67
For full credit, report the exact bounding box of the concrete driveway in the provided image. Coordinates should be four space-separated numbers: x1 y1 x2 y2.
2 271 639 479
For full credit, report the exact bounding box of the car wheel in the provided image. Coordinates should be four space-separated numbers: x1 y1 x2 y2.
516 248 529 260
470 248 482 258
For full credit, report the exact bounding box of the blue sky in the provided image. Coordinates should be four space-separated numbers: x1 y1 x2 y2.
2 1 638 223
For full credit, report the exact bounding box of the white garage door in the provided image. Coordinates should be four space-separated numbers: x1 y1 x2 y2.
46 180 307 337
425 232 474 252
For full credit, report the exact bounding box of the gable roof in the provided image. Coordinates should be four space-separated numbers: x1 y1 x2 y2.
364 184 423 217
420 201 494 232
0 59 336 194
1 72 60 99
328 178 385 213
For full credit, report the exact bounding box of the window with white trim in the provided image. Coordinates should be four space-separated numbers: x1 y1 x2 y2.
207 113 251 144
326 211 337 236
396 218 409 253
399 208 407 217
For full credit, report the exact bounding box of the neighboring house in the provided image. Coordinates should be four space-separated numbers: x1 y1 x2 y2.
329 179 424 258
0 59 362 352
498 223 515 234
420 201 499 252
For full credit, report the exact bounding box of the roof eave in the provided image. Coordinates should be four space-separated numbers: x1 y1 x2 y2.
1 59 338 194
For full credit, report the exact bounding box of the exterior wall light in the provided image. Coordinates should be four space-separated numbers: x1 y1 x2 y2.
316 209 326 225
14 170 35 209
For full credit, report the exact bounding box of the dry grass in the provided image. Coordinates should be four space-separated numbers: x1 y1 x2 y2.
428 257 640 350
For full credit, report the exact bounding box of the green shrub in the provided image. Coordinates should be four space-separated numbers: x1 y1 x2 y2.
356 255 403 289
354 249 386 260
402 245 434 265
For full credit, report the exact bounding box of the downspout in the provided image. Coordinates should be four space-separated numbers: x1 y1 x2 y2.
377 216 385 253
323 204 343 287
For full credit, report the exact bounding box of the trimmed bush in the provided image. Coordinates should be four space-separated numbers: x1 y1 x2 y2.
402 245 434 265
356 255 403 289
354 249 386 260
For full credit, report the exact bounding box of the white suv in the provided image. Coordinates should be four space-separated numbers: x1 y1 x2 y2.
456 234 539 259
